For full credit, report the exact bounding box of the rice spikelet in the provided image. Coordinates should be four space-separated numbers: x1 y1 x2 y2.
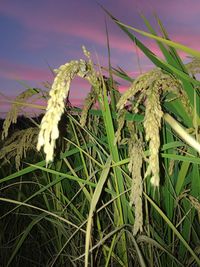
114 109 126 145
116 68 192 186
116 71 152 110
80 87 98 127
37 57 90 163
160 73 193 117
188 195 200 214
37 46 103 164
128 137 143 235
0 127 38 170
185 57 200 75
144 83 163 186
2 88 40 139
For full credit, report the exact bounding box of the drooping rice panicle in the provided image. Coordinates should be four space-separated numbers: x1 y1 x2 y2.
37 58 89 163
2 88 40 139
185 57 200 76
80 87 98 127
114 109 126 145
116 68 194 187
37 46 102 164
116 71 152 110
0 127 38 170
144 82 163 186
160 72 193 117
187 195 200 219
128 136 143 235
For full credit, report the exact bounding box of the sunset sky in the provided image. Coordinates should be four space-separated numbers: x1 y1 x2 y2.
1 0 200 116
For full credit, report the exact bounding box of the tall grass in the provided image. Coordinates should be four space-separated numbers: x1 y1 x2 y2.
1 10 200 267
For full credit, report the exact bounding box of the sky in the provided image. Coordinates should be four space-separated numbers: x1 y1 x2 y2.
0 0 200 117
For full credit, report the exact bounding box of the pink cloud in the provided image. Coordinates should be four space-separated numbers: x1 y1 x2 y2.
1 1 199 56
0 1 145 55
0 92 47 117
2 0 198 62
0 2 104 43
170 33 200 51
120 0 200 21
69 98 85 107
0 96 11 111
151 0 200 19
118 85 129 93
0 59 53 82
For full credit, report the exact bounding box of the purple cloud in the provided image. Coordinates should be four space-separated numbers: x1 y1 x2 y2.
0 59 52 81
0 0 200 116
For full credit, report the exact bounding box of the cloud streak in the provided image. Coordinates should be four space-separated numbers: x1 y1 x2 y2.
0 59 52 81
0 0 200 117
1 1 199 58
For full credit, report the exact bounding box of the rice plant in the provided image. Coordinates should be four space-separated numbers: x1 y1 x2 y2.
0 10 200 267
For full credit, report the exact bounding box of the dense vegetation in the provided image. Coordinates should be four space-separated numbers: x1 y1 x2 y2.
1 10 200 267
